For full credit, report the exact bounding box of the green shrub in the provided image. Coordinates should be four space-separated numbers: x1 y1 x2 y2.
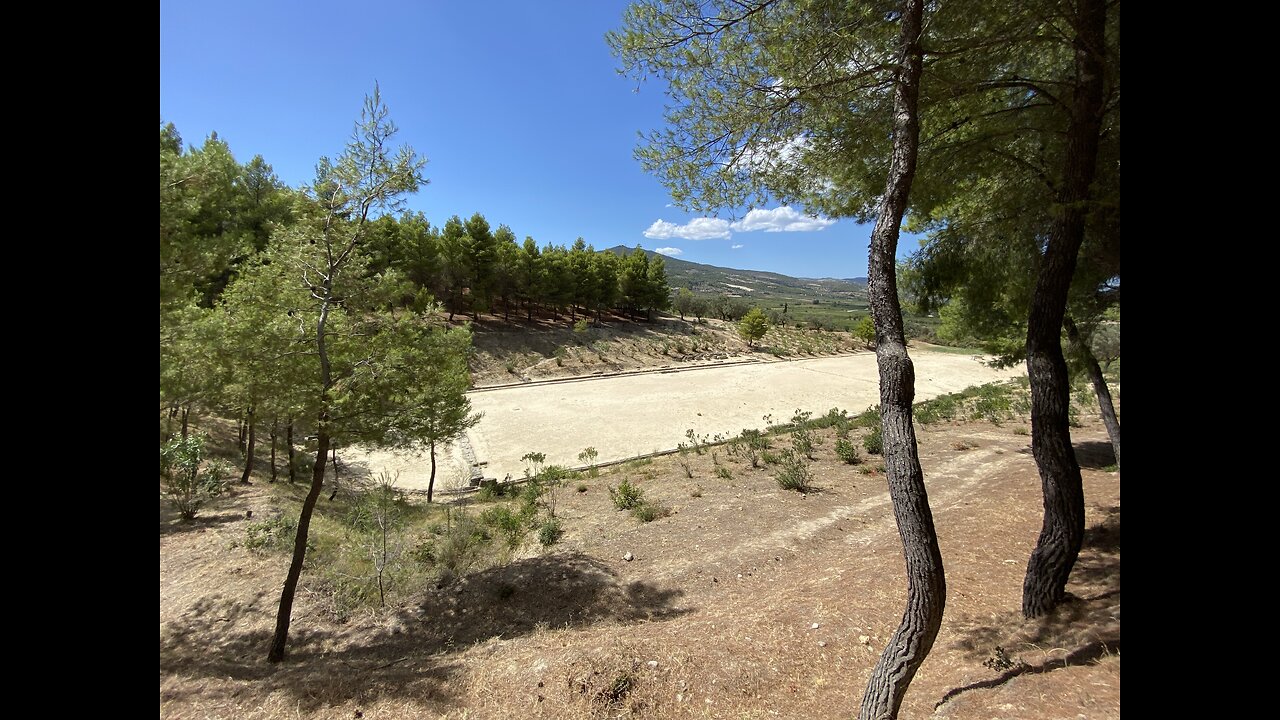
715 466 733 480
727 428 769 468
244 514 296 552
774 450 813 493
761 450 782 465
609 479 645 510
538 517 563 546
835 438 861 465
863 425 884 455
482 506 529 550
631 501 671 523
160 434 229 520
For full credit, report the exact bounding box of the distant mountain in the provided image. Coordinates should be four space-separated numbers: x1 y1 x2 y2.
603 246 867 307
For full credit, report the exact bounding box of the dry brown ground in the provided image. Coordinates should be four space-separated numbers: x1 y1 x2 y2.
160 415 1119 719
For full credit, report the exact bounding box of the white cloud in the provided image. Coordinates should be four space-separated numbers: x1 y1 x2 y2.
729 206 836 233
654 247 683 257
731 244 744 249
643 217 732 241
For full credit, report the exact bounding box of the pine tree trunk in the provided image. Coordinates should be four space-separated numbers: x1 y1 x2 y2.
427 441 438 504
1022 0 1106 620
270 294 334 663
1065 317 1120 471
239 407 256 484
858 2 943 718
270 420 278 483
268 430 329 663
180 404 190 439
286 420 296 484
238 413 247 453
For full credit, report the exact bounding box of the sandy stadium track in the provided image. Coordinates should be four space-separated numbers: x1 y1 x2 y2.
347 350 1022 492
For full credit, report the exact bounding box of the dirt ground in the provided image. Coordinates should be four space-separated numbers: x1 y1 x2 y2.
160 412 1120 719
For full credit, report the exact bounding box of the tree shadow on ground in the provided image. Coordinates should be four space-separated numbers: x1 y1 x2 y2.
160 552 689 715
942 505 1120 705
1074 440 1117 469
159 496 250 537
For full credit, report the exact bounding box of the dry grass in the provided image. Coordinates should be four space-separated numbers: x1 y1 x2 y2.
161 413 1120 719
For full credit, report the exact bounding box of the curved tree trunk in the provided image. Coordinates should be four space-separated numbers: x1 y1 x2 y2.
239 406 256 484
267 429 328 663
270 298 334 663
427 441 438 504
1064 316 1120 471
1022 0 1106 620
859 2 944 718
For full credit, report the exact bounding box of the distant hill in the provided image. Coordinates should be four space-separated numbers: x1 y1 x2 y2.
603 246 867 302
602 246 869 329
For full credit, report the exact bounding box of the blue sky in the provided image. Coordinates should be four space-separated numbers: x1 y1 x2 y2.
161 0 908 280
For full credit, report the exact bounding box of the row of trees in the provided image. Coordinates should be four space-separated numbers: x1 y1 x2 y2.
366 214 672 323
611 0 1119 716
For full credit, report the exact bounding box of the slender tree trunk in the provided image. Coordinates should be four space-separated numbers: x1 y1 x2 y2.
270 297 333 663
286 420 296 484
1065 316 1120 471
268 429 329 663
1022 0 1106 620
427 441 438 504
270 420 278 483
238 412 247 453
858 2 943 719
180 404 190 440
239 406 256 484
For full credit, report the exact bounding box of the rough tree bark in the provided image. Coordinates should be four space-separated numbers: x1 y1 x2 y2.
1064 316 1119 471
1022 0 1107 619
858 1 944 718
180 404 190 439
239 406 256 484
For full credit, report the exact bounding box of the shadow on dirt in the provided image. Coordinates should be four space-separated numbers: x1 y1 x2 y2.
1074 440 1117 469
160 552 690 714
941 505 1120 708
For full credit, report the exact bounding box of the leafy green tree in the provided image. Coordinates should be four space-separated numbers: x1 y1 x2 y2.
645 254 672 318
259 86 447 663
619 246 649 320
853 317 876 349
592 250 621 321
518 237 544 320
737 307 769 347
673 287 695 321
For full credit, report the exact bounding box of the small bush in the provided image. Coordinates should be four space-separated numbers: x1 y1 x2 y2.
715 466 733 480
789 409 822 459
538 517 563 546
574 318 590 334
774 450 813 493
576 483 589 493
578 446 600 476
160 434 229 520
244 514 296 552
835 438 861 464
631 501 671 523
481 506 529 550
863 426 884 455
609 479 645 510
727 428 769 468
761 450 782 465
